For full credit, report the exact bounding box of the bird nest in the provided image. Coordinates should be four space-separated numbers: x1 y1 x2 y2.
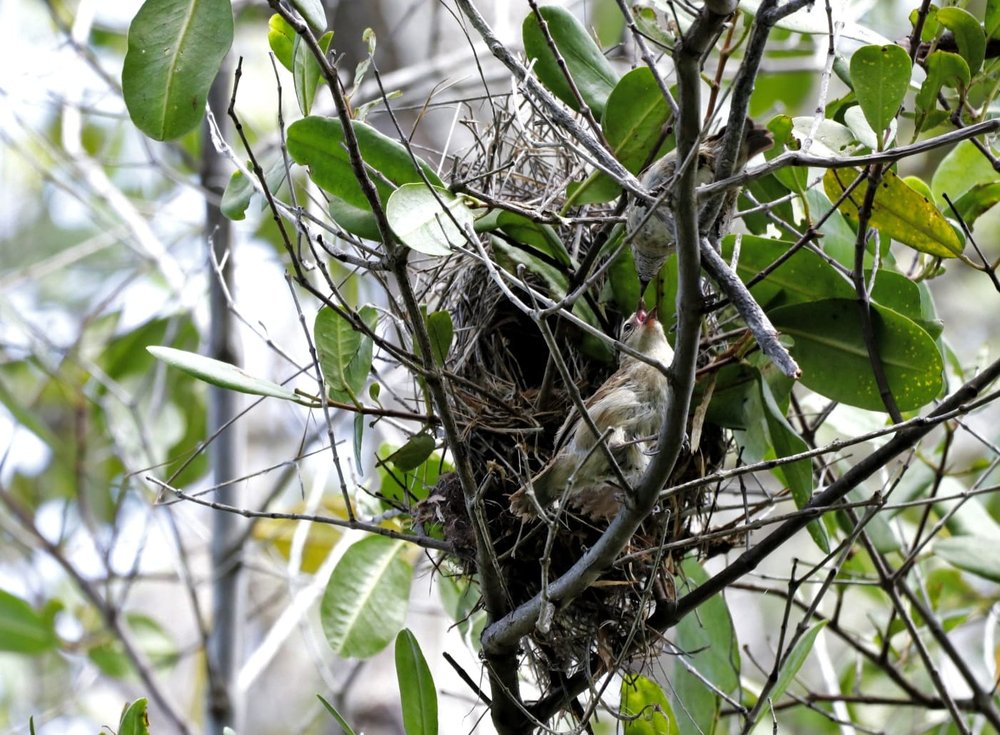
412 102 730 680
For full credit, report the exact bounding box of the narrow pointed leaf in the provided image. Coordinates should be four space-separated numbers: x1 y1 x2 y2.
752 621 828 726
147 346 301 402
122 0 234 140
849 44 911 135
317 695 359 735
321 536 413 658
935 536 1000 583
395 629 438 735
522 5 618 117
823 167 964 258
424 310 453 367
769 299 943 411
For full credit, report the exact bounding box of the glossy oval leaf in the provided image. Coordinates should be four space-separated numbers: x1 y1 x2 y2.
147 346 302 403
378 444 451 507
522 5 618 117
315 305 378 404
573 66 673 204
915 51 970 125
823 167 964 258
267 13 295 71
386 185 474 256
395 629 438 735
621 674 678 735
0 588 57 654
293 31 333 115
290 0 326 31
770 299 943 412
932 140 1000 205
287 116 443 240
721 235 853 310
936 7 986 74
849 44 911 136
118 699 151 735
321 536 414 658
122 0 234 141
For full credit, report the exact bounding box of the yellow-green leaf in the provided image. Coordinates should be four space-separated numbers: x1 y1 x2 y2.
823 168 963 258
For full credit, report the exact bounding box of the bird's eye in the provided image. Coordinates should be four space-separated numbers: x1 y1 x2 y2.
621 321 635 339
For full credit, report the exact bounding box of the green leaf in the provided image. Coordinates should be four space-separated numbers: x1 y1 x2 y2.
317 695 359 735
118 699 151 735
823 168 964 258
386 185 474 256
314 305 378 404
952 181 1000 228
769 299 943 412
932 140 1000 206
378 444 451 507
849 44 911 137
934 536 1000 583
290 0 326 31
321 536 414 658
0 588 57 654
721 235 853 310
424 311 454 367
574 66 672 204
267 14 295 71
521 5 618 117
621 674 678 735
395 629 438 735
754 621 828 725
293 31 333 115
671 559 739 735
915 51 971 125
988 0 1000 40
122 0 234 141
869 270 942 339
386 434 437 472
742 379 826 551
476 210 573 267
147 346 302 403
286 116 443 240
221 157 288 221
936 7 986 74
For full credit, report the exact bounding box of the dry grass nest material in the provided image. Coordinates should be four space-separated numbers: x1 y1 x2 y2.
412 107 730 678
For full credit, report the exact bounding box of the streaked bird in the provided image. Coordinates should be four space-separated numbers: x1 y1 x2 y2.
627 118 774 291
509 307 674 520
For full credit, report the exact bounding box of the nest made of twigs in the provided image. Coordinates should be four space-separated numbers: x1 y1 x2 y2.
412 101 730 682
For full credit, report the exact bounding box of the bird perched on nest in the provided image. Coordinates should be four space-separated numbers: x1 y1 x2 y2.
509 306 674 521
627 118 774 291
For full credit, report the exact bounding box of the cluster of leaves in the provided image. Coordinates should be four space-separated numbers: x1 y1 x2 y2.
9 0 994 733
